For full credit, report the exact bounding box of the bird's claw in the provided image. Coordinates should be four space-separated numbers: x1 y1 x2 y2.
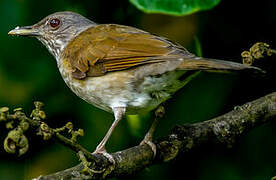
92 148 116 178
140 139 156 158
93 149 116 165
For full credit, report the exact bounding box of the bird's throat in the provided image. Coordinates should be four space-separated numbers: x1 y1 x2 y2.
37 36 65 59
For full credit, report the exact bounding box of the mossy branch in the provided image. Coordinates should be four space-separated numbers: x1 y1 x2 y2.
33 91 276 180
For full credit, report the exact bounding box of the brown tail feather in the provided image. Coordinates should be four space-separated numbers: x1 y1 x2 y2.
177 57 265 74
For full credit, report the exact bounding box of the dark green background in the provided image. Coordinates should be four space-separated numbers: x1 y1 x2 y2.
0 0 275 179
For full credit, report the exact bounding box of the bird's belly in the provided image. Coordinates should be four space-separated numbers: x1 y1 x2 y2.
61 70 157 114
59 63 192 114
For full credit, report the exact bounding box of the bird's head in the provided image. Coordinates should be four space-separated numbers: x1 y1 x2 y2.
8 11 96 58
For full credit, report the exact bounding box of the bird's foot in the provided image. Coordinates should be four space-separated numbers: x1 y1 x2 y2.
139 105 165 158
93 146 116 165
78 150 106 175
140 134 156 158
91 147 116 177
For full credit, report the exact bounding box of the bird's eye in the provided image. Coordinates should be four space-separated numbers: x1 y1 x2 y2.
49 18 60 28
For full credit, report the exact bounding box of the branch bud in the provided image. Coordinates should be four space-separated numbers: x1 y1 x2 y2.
4 129 29 156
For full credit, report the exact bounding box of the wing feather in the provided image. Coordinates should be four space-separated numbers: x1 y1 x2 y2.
62 24 180 78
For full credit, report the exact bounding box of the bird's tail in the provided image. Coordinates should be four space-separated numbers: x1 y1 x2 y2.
176 57 265 75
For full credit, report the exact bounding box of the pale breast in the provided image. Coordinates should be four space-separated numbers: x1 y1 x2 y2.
57 57 194 115
57 57 154 114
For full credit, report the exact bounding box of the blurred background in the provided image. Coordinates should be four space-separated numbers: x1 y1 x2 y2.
0 0 275 179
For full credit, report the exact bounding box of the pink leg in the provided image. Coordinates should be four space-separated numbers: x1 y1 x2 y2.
140 106 165 157
94 107 126 154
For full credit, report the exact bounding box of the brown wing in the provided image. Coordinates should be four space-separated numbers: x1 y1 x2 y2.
61 24 189 79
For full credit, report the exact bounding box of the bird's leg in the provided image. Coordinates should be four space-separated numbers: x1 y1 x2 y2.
93 107 125 155
140 105 165 157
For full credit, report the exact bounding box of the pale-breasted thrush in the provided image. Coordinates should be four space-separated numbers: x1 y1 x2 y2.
8 11 263 156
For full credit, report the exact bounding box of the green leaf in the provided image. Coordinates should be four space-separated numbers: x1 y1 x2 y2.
129 0 221 16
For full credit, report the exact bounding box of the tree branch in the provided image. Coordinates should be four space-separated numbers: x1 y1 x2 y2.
36 92 276 180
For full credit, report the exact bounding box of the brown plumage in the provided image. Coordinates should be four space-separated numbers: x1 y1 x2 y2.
61 24 261 79
62 24 182 78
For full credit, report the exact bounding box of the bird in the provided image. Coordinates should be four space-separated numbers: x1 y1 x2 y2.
8 11 263 158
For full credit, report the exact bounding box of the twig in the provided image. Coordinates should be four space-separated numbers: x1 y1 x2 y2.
0 102 103 164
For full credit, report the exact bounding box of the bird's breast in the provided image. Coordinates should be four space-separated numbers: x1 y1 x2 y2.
57 57 156 113
57 57 188 114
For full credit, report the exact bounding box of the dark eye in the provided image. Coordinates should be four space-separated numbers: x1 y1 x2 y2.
49 18 60 28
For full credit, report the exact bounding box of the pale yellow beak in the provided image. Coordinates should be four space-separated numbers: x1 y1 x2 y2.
8 26 40 36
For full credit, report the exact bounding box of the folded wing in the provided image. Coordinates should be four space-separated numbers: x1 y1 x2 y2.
62 24 263 79
62 24 189 78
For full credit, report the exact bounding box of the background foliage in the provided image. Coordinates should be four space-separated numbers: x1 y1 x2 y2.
130 0 221 15
0 0 275 179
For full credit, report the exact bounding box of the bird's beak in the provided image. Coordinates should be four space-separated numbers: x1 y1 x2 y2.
8 26 40 37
